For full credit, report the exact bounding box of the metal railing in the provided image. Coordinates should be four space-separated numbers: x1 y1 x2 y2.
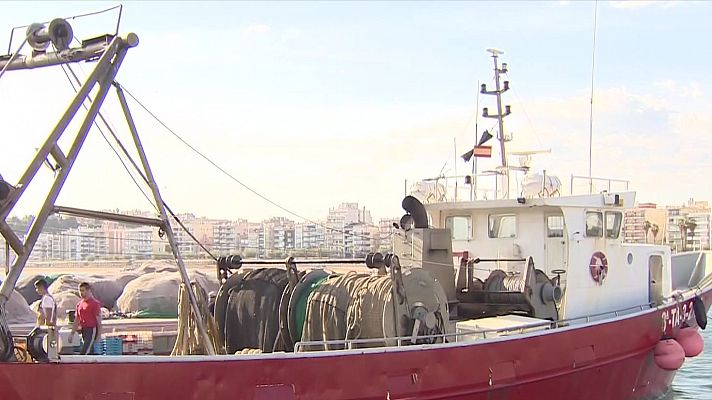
570 175 630 195
404 173 631 203
405 173 501 203
293 302 654 352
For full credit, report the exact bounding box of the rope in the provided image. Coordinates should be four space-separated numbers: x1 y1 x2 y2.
302 272 400 350
56 64 218 261
171 281 224 355
0 37 27 83
345 274 394 346
117 83 376 245
56 62 158 211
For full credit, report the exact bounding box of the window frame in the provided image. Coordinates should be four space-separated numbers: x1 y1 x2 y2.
488 213 518 239
546 215 565 238
585 211 604 238
605 211 623 239
445 215 472 240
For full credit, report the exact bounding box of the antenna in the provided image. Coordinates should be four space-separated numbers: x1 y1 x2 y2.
473 80 480 201
588 1 599 194
481 48 512 198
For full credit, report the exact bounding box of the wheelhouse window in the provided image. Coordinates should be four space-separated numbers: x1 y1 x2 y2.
605 212 623 239
488 214 517 238
585 211 603 237
546 215 564 238
445 216 472 240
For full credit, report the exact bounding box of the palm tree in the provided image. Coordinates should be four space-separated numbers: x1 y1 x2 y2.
678 219 689 252
643 220 652 244
651 223 660 244
687 219 697 251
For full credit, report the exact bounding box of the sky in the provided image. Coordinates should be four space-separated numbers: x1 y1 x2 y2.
1 1 711 223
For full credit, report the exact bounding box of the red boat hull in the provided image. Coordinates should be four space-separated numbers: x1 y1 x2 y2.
1 290 709 400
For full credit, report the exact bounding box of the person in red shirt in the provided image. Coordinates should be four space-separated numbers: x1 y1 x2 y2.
69 282 102 355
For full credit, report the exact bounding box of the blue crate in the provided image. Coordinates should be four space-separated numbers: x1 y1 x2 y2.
103 337 123 355
92 340 104 355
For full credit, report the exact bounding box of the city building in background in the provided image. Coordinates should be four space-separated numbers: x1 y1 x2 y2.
666 200 711 252
0 202 397 266
9 197 710 265
622 203 667 245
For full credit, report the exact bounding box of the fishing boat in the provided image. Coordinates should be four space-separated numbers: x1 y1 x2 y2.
0 14 710 400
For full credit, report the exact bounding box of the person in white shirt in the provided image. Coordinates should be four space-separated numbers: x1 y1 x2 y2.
34 279 57 326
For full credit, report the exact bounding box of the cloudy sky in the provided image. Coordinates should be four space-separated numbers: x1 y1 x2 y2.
1 1 711 222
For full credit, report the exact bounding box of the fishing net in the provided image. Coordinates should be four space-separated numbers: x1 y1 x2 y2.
220 268 289 354
48 274 137 310
30 291 80 322
4 289 38 325
117 271 217 318
16 274 47 305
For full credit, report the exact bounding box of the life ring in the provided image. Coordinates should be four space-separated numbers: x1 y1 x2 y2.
693 297 707 330
589 251 608 285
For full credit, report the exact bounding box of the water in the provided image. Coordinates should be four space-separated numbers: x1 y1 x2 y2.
666 321 712 400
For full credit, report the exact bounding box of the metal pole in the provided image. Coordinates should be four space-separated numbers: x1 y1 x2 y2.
491 52 509 199
492 54 507 170
589 1 599 195
0 37 134 305
453 137 458 202
4 242 8 276
473 79 480 201
473 157 478 200
115 84 216 355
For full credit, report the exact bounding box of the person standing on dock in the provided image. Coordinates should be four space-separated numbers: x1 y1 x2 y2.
34 279 57 327
69 282 102 355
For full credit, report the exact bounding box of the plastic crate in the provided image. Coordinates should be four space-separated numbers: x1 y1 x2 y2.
92 340 104 355
104 331 153 355
104 337 123 355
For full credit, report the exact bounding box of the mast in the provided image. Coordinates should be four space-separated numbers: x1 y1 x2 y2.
481 48 511 197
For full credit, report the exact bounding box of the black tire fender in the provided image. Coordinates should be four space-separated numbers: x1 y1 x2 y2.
693 296 707 330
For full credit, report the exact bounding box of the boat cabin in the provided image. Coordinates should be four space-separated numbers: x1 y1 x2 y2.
397 191 673 322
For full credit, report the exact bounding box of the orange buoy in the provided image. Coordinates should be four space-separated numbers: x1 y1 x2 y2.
676 327 704 357
654 339 685 371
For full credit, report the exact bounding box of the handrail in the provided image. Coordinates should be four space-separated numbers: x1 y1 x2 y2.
569 175 630 195
293 302 655 352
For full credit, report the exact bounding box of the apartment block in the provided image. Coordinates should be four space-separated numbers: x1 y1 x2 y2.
294 222 326 250
622 203 667 244
667 200 711 251
213 220 238 255
326 203 373 257
344 222 379 258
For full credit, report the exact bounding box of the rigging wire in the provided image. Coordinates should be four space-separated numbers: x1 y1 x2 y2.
55 59 158 212
0 37 26 83
59 57 219 261
70 55 360 258
74 34 394 252
117 83 380 243
501 71 545 150
5 4 123 54
64 41 156 209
